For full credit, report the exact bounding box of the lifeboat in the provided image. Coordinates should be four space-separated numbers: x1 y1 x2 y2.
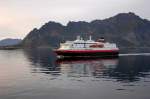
89 43 104 48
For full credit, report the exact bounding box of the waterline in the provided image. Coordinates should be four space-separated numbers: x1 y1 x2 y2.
119 53 150 56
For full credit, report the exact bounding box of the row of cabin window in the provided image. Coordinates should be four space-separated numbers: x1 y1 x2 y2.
72 44 92 48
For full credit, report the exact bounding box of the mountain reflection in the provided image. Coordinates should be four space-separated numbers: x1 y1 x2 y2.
111 56 150 82
24 49 150 82
24 48 60 75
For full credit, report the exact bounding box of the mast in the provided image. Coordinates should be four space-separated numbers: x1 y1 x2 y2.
77 36 80 40
89 35 92 40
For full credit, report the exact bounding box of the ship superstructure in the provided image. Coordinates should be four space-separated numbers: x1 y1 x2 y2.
54 36 119 57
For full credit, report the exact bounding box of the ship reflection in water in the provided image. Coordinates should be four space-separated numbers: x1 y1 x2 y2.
57 58 118 79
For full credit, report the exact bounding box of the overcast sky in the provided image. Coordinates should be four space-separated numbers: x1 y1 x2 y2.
0 0 150 40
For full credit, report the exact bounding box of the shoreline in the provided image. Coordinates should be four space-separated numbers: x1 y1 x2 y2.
1 46 150 50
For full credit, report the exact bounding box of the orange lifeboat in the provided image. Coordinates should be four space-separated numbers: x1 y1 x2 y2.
90 43 104 48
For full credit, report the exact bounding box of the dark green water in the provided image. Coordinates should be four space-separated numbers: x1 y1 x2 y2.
0 49 150 99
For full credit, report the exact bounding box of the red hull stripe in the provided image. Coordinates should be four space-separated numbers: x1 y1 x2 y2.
55 49 119 53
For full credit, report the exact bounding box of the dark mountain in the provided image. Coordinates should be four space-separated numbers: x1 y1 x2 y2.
0 38 22 46
21 12 150 48
22 22 64 48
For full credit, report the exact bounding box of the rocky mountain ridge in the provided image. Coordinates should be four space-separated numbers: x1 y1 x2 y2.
22 12 150 48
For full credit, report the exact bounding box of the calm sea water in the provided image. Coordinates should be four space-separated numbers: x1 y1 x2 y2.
0 49 150 99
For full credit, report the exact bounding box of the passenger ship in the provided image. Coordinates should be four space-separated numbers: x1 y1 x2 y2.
54 36 119 57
